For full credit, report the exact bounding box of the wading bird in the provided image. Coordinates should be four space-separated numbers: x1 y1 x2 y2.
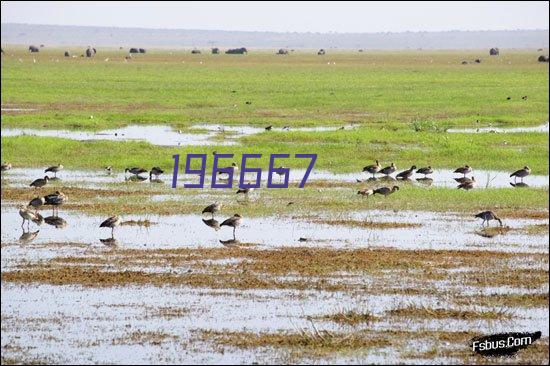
416 166 433 178
28 196 45 211
396 165 416 180
18 205 43 229
510 166 531 183
105 166 113 174
221 214 243 239
30 176 50 189
454 165 472 178
100 216 122 237
236 187 254 195
150 167 164 179
45 164 63 178
202 203 222 218
44 191 66 215
475 211 503 227
362 160 381 178
373 186 400 197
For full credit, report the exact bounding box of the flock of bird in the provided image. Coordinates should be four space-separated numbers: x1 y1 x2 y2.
1 159 535 241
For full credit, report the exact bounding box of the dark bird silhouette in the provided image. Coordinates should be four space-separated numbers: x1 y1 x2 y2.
30 176 50 189
44 191 66 215
362 160 381 178
416 166 433 178
396 165 416 180
45 164 63 178
475 211 502 227
221 214 243 239
150 167 164 179
29 196 45 211
125 167 147 176
100 216 122 237
379 163 396 176
373 186 400 197
265 125 273 131
202 203 222 218
454 165 472 178
510 166 531 183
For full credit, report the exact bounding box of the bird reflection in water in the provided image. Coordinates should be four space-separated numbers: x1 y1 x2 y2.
44 215 68 229
99 237 118 247
125 175 148 182
510 182 529 188
19 229 39 243
219 239 241 247
416 177 434 186
202 218 220 231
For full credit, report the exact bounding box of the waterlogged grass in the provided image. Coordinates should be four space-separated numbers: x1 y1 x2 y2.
1 130 549 174
1 183 548 216
388 305 511 320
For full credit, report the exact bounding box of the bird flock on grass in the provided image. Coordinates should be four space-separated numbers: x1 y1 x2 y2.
1 159 536 243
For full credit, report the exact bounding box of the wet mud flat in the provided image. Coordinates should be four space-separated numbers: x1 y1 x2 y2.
1 242 548 364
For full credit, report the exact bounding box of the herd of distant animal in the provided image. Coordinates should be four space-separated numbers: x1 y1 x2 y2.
1 45 547 63
1 158 534 242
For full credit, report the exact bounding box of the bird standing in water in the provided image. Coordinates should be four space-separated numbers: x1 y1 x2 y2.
100 216 122 237
45 164 63 178
510 166 531 183
202 203 222 219
475 211 503 227
221 214 243 239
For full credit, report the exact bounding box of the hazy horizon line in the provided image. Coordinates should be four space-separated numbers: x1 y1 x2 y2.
2 22 549 34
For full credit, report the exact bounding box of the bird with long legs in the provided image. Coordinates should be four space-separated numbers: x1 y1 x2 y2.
44 191 66 216
475 211 503 227
202 203 222 219
18 205 43 229
221 214 243 239
45 164 63 178
100 216 122 237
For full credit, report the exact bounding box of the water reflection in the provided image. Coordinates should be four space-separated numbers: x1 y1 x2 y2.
99 237 118 246
44 216 68 229
202 218 220 231
19 229 39 243
510 182 530 188
219 239 241 247
416 177 434 186
125 175 148 182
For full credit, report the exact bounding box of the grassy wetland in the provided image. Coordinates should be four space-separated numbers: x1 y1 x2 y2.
1 47 549 364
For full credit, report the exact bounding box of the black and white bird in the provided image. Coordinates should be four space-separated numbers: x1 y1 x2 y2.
150 167 164 179
45 164 63 178
379 163 396 177
44 191 66 215
29 196 45 211
1 162 12 172
510 166 531 183
100 216 122 237
125 167 148 176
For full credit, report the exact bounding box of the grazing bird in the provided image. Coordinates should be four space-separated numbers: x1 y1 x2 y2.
100 216 122 237
1 162 12 172
282 126 290 131
150 167 164 179
379 163 397 176
522 95 528 100
357 188 374 198
510 166 531 183
221 214 243 239
396 165 416 180
373 186 400 197
475 211 503 227
105 166 113 174
18 205 43 228
44 191 66 215
265 125 273 131
29 196 45 211
454 165 472 178
125 167 148 176
457 180 475 190
45 164 63 178
454 176 476 185
362 160 381 178
30 176 50 189
202 203 222 218
416 166 433 178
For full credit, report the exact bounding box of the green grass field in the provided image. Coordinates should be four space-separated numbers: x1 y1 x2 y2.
1 48 549 178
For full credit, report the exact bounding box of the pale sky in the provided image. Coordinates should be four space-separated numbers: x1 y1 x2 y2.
1 1 548 33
